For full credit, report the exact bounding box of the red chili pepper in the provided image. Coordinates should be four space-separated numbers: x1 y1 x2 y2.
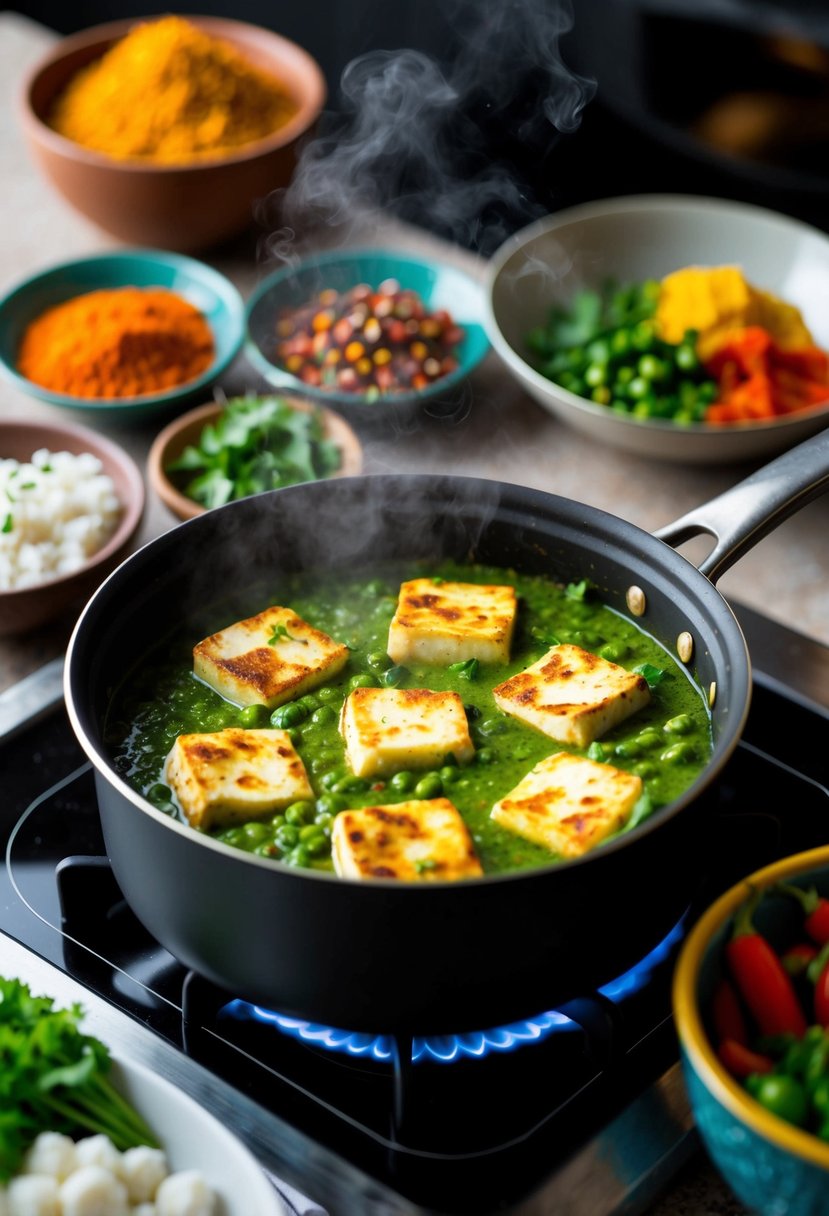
725 887 808 1039
782 942 818 977
776 883 829 945
718 1037 774 1079
711 977 748 1046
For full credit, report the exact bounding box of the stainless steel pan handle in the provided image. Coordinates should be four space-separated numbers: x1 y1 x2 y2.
654 428 829 584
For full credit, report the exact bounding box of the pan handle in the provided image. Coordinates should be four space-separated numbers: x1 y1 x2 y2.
654 427 829 584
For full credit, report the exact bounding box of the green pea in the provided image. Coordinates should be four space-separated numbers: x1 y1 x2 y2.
314 811 334 831
439 765 461 785
414 773 443 799
311 705 337 727
476 748 495 765
591 386 611 406
750 1074 809 1127
598 642 623 662
367 650 392 671
614 739 643 759
675 344 698 372
615 365 635 386
349 673 378 690
333 775 369 794
239 703 269 727
297 694 320 713
661 741 697 764
316 685 343 704
627 376 650 400
633 762 657 779
610 330 631 356
638 354 667 382
220 827 247 848
243 822 270 844
584 362 607 388
270 702 307 729
381 665 409 688
254 842 279 858
285 801 314 826
270 813 286 830
316 792 347 815
365 579 387 596
664 714 693 736
300 827 329 856
389 771 415 792
477 715 507 737
635 728 663 749
146 783 173 806
276 824 300 848
320 769 345 790
288 845 311 868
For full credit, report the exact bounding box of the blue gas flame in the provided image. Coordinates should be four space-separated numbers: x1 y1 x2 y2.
223 915 686 1064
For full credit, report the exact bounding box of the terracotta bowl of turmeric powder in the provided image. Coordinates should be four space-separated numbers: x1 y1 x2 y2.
19 15 326 253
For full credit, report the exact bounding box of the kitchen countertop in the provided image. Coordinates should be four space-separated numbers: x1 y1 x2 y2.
0 12 823 1215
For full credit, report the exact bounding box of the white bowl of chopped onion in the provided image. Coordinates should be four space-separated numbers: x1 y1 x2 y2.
0 418 144 636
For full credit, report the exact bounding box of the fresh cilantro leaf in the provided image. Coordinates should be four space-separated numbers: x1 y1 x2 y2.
414 859 437 873
267 624 291 645
565 579 593 602
633 662 668 689
448 658 479 681
1 513 12 534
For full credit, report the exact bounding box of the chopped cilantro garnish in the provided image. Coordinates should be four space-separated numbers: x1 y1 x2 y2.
448 658 479 681
267 624 291 645
1 513 12 534
565 579 593 602
414 858 437 873
633 662 668 689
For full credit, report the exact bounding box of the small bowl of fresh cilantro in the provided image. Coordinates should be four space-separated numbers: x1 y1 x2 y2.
148 393 363 521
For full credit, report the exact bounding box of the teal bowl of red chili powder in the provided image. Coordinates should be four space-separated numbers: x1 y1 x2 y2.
673 846 829 1216
244 248 490 426
0 250 245 417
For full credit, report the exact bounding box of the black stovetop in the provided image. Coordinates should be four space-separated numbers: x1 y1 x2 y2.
2 605 828 1216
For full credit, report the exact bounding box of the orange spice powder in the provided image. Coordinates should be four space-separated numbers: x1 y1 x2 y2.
17 286 215 399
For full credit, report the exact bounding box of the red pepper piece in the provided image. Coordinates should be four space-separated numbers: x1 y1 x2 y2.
718 1037 774 1079
712 977 749 1046
725 887 808 1039
776 883 829 945
782 942 819 977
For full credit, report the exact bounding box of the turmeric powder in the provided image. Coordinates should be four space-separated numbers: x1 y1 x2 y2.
17 287 215 399
47 16 299 163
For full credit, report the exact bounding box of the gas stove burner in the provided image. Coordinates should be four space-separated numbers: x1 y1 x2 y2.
223 913 688 1062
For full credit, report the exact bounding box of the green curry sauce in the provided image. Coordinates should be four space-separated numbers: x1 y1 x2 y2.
106 560 712 876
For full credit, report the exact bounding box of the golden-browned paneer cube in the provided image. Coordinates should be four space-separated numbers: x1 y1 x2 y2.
340 687 474 778
387 578 517 666
492 643 650 747
331 798 484 881
164 728 313 832
193 606 349 708
491 751 642 859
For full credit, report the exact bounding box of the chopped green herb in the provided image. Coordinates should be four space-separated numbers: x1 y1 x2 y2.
431 576 445 585
634 662 668 689
587 741 606 762
0 977 159 1182
565 579 593 602
165 394 342 510
19 482 36 491
414 858 437 873
267 624 291 646
448 658 480 681
1 513 12 534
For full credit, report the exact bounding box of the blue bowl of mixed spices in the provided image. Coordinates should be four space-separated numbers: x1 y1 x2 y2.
0 250 245 418
244 248 490 426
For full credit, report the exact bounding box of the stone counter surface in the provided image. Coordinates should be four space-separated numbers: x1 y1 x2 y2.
1 12 825 1214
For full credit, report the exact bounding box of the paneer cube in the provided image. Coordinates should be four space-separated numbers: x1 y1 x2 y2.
164 727 312 831
491 751 642 859
340 687 474 778
193 606 349 708
331 798 483 880
492 643 650 746
387 578 517 665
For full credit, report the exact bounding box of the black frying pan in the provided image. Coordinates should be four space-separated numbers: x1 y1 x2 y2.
65 430 829 1033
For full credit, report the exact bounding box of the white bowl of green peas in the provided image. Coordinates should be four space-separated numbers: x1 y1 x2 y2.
485 194 829 463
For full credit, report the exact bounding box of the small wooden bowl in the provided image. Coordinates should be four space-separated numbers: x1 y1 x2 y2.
148 396 363 522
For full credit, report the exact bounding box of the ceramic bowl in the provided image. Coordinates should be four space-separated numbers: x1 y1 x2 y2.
104 1054 284 1214
485 195 829 463
0 417 145 637
0 250 245 418
673 846 829 1216
19 15 326 253
244 248 490 427
147 395 364 521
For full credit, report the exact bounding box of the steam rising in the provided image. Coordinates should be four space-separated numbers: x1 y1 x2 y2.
260 0 595 258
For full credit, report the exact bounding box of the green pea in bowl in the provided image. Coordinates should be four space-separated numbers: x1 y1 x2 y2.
673 845 829 1216
0 250 245 418
485 194 829 463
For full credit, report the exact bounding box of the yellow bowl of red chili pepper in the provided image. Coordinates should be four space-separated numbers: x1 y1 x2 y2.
673 846 829 1215
486 195 829 463
0 250 245 417
244 248 490 427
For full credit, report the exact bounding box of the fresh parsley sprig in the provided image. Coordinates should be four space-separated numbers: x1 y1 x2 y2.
0 977 159 1182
